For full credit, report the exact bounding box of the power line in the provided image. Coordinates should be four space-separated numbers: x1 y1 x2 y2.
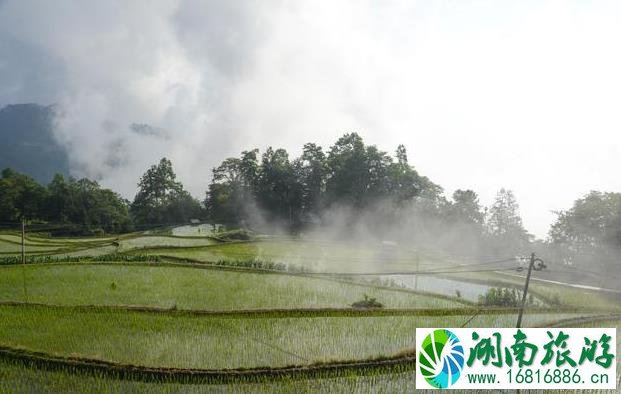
423 257 517 273
461 309 481 328
544 267 621 282
305 256 517 276
307 266 518 277
210 317 309 363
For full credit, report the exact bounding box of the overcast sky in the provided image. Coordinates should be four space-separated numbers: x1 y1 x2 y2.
1 0 620 238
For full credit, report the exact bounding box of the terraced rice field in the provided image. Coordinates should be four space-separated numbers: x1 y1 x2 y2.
0 226 619 392
0 264 461 309
0 304 599 370
0 231 221 257
132 240 440 278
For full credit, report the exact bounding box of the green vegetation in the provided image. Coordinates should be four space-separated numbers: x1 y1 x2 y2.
0 254 159 266
0 305 590 370
478 287 533 307
1 131 620 276
0 191 618 392
474 270 621 311
549 191 621 267
209 228 255 241
131 158 202 226
0 264 460 309
118 236 216 250
1 306 409 369
0 240 65 254
351 294 384 309
0 232 218 257
171 223 221 236
1 91 619 393
0 230 617 392
0 169 131 234
0 359 416 393
134 239 426 273
205 135 437 230
0 132 491 260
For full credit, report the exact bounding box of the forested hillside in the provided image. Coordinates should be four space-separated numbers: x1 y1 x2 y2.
0 104 69 183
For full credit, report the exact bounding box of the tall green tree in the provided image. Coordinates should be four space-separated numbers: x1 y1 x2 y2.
256 147 298 224
44 173 71 223
297 143 327 219
0 168 46 221
325 133 399 208
549 191 621 258
325 133 369 208
486 188 530 254
45 174 132 234
387 144 438 203
205 150 259 224
206 133 440 227
131 158 201 225
0 169 131 234
450 189 485 227
65 178 131 233
325 135 435 209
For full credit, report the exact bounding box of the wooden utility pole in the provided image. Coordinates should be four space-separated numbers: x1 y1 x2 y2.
516 252 544 328
21 219 25 265
21 218 28 301
414 253 419 291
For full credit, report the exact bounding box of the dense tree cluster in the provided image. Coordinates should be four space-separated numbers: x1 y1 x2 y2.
548 191 621 265
0 131 618 269
0 132 533 249
0 158 201 234
203 133 540 260
206 133 437 228
131 158 202 226
0 169 131 234
0 168 46 222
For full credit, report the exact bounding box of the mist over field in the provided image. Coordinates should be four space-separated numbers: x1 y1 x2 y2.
1 0 620 296
1 3 621 392
2 1 621 238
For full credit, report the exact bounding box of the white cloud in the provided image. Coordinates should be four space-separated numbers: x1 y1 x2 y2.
1 0 620 237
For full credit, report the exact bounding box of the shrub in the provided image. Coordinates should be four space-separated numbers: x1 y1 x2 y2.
478 287 530 307
351 294 384 309
0 253 161 266
208 258 307 274
209 229 254 242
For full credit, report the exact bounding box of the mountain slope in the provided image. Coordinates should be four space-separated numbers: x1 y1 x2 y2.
0 103 69 183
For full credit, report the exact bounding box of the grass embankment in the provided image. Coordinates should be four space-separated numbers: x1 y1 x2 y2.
0 358 417 392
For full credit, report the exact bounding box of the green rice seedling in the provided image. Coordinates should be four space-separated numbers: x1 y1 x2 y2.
0 305 601 370
0 264 461 310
